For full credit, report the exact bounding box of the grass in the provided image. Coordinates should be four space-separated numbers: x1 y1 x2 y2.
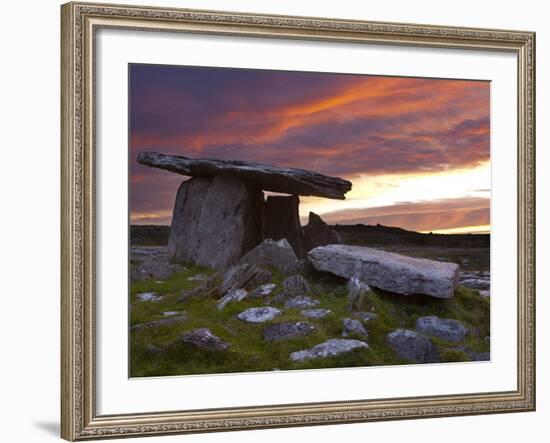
130 264 490 377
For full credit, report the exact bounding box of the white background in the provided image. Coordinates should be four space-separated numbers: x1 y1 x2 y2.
0 0 547 442
96 28 518 414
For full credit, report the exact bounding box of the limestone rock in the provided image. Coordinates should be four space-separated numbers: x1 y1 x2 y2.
301 308 332 319
386 329 440 363
355 312 379 322
290 339 369 362
178 264 271 302
180 328 230 351
264 195 306 258
168 175 264 269
131 260 185 282
249 283 277 298
308 245 460 299
282 274 311 297
262 321 315 342
137 151 352 200
342 318 368 338
216 288 248 310
238 239 298 271
347 277 371 311
303 212 341 251
284 296 320 309
415 316 468 342
237 307 282 323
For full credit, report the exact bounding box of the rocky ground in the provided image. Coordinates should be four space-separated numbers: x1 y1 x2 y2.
129 244 490 377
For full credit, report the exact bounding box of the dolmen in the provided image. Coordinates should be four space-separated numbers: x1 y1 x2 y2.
137 152 350 269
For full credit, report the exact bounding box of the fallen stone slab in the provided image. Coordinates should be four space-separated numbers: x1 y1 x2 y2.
308 245 460 299
303 211 341 251
415 316 468 343
238 239 299 271
178 264 271 302
137 151 352 200
342 318 368 338
168 175 264 269
301 308 332 319
386 329 440 363
180 328 230 351
131 314 188 332
284 295 320 309
217 288 248 310
237 307 282 323
262 321 315 342
290 339 368 362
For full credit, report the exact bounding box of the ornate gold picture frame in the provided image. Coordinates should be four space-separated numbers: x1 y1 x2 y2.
61 1 535 440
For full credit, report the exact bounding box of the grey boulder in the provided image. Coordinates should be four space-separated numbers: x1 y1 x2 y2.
290 339 369 362
386 329 440 363
179 328 230 351
301 308 332 319
308 245 460 299
262 321 315 342
284 296 320 309
342 318 369 338
415 316 468 342
238 238 299 271
282 274 311 297
216 288 248 310
249 283 277 298
136 292 163 302
237 307 282 323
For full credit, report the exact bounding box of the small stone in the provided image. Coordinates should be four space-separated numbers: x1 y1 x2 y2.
217 288 248 310
479 290 490 298
386 329 440 363
282 274 311 297
162 311 183 316
301 308 332 319
342 318 368 338
180 328 230 351
249 283 277 298
131 314 188 332
290 339 368 362
188 274 208 281
262 321 315 342
415 316 468 342
136 292 163 302
347 277 370 311
237 307 282 323
459 278 490 290
356 312 379 322
284 296 320 309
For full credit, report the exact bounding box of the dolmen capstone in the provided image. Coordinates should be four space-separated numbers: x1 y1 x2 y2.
137 152 351 268
308 244 460 298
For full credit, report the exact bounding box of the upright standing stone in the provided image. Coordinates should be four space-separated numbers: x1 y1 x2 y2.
303 211 341 251
168 175 264 269
263 195 306 258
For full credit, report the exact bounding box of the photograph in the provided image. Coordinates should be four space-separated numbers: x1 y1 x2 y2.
128 64 491 377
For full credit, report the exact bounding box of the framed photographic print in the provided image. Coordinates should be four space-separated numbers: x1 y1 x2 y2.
61 1 536 440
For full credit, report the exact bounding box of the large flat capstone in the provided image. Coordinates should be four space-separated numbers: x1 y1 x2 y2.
137 152 352 199
308 245 460 298
168 175 264 269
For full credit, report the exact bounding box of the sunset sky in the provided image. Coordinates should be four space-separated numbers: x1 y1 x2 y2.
129 64 490 234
